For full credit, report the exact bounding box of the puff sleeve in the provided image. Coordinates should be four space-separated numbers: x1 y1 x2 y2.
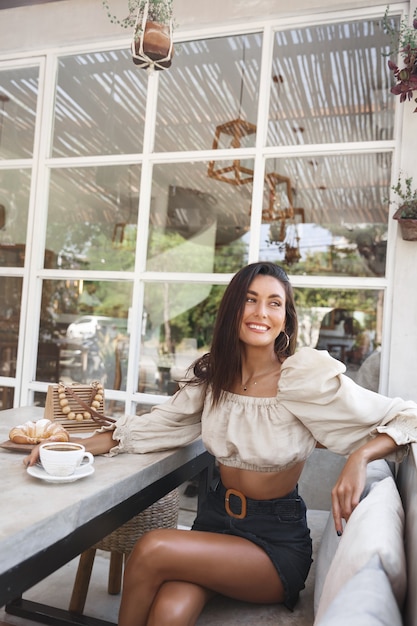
279 347 417 459
99 379 205 455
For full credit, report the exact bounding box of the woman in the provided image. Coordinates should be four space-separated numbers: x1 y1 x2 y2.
25 262 417 626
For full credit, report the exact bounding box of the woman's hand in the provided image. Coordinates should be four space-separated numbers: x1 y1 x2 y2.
22 435 85 468
331 452 367 535
331 433 402 535
23 444 41 468
23 431 115 468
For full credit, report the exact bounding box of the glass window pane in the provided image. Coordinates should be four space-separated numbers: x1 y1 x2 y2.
52 50 147 157
38 279 132 391
105 398 126 417
295 287 383 384
46 165 140 270
0 169 31 262
138 281 226 395
259 154 390 277
137 282 382 397
268 19 395 145
155 33 262 152
0 276 21 349
0 276 22 385
0 387 14 410
148 161 252 273
0 66 39 159
135 399 158 415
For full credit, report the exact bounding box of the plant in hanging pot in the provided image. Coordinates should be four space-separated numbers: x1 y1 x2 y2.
390 173 417 241
382 6 417 111
102 0 175 70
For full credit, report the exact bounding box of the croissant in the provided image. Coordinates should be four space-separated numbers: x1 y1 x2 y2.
9 418 69 445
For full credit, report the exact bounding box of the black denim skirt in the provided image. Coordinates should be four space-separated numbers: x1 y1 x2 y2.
191 480 312 610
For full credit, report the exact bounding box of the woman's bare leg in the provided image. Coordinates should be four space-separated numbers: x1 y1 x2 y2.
147 581 215 626
118 528 285 626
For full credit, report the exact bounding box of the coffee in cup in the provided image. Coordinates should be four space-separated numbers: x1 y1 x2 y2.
39 442 94 477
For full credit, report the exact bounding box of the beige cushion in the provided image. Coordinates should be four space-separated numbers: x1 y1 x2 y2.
314 459 393 614
315 555 402 626
314 476 406 624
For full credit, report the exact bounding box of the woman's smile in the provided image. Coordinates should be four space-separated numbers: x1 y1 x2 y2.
240 275 286 346
246 322 271 333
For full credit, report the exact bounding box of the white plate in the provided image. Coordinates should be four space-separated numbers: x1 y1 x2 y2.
27 462 94 484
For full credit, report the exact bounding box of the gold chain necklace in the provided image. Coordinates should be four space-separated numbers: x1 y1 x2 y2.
241 367 279 392
242 380 256 392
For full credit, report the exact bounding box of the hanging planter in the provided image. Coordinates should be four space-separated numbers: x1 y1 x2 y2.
102 0 175 71
131 5 174 70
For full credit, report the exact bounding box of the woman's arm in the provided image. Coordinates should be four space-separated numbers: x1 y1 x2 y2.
72 431 115 455
23 430 115 467
331 433 403 535
23 379 206 468
280 348 417 460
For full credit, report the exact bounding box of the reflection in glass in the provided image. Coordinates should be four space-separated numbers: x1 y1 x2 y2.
0 276 22 362
268 19 395 145
137 281 383 396
149 162 251 273
46 165 140 270
52 50 147 157
259 154 390 277
295 287 383 382
0 66 39 159
38 279 133 391
138 281 226 395
135 399 160 416
0 169 31 257
155 33 262 152
0 277 21 409
105 399 126 416
0 387 14 410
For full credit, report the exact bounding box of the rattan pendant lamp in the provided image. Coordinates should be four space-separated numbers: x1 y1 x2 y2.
207 45 256 185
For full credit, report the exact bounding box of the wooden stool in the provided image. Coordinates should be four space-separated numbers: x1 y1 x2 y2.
69 489 180 614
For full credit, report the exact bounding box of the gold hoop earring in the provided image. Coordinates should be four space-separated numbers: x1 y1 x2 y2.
282 332 290 351
276 331 290 353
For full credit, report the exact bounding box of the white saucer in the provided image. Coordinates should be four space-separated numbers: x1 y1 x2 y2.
27 463 94 484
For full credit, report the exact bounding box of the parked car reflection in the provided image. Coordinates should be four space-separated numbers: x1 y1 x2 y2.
49 315 198 396
66 315 127 341
59 316 129 387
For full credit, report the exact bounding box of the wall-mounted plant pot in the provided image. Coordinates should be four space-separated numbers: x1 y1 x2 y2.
393 207 417 241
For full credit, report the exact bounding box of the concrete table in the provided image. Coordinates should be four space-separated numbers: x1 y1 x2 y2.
0 406 213 625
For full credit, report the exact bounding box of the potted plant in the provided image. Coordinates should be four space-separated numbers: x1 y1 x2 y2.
102 0 175 70
382 6 417 111
391 173 417 240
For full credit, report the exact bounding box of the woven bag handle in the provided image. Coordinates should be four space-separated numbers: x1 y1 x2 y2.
65 385 116 425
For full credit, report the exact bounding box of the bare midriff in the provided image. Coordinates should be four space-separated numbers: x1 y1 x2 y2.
219 460 306 501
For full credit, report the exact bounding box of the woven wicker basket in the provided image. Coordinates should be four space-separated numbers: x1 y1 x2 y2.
95 488 180 554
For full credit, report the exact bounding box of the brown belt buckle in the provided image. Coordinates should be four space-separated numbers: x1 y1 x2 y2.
225 488 247 519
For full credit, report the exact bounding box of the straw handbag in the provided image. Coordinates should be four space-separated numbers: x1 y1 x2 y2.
44 381 115 433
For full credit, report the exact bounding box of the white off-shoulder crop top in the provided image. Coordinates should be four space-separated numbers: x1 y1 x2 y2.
102 348 417 471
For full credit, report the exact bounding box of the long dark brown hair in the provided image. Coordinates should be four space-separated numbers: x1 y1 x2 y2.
190 262 298 405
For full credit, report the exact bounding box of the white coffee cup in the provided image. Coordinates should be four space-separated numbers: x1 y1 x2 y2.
39 442 94 477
